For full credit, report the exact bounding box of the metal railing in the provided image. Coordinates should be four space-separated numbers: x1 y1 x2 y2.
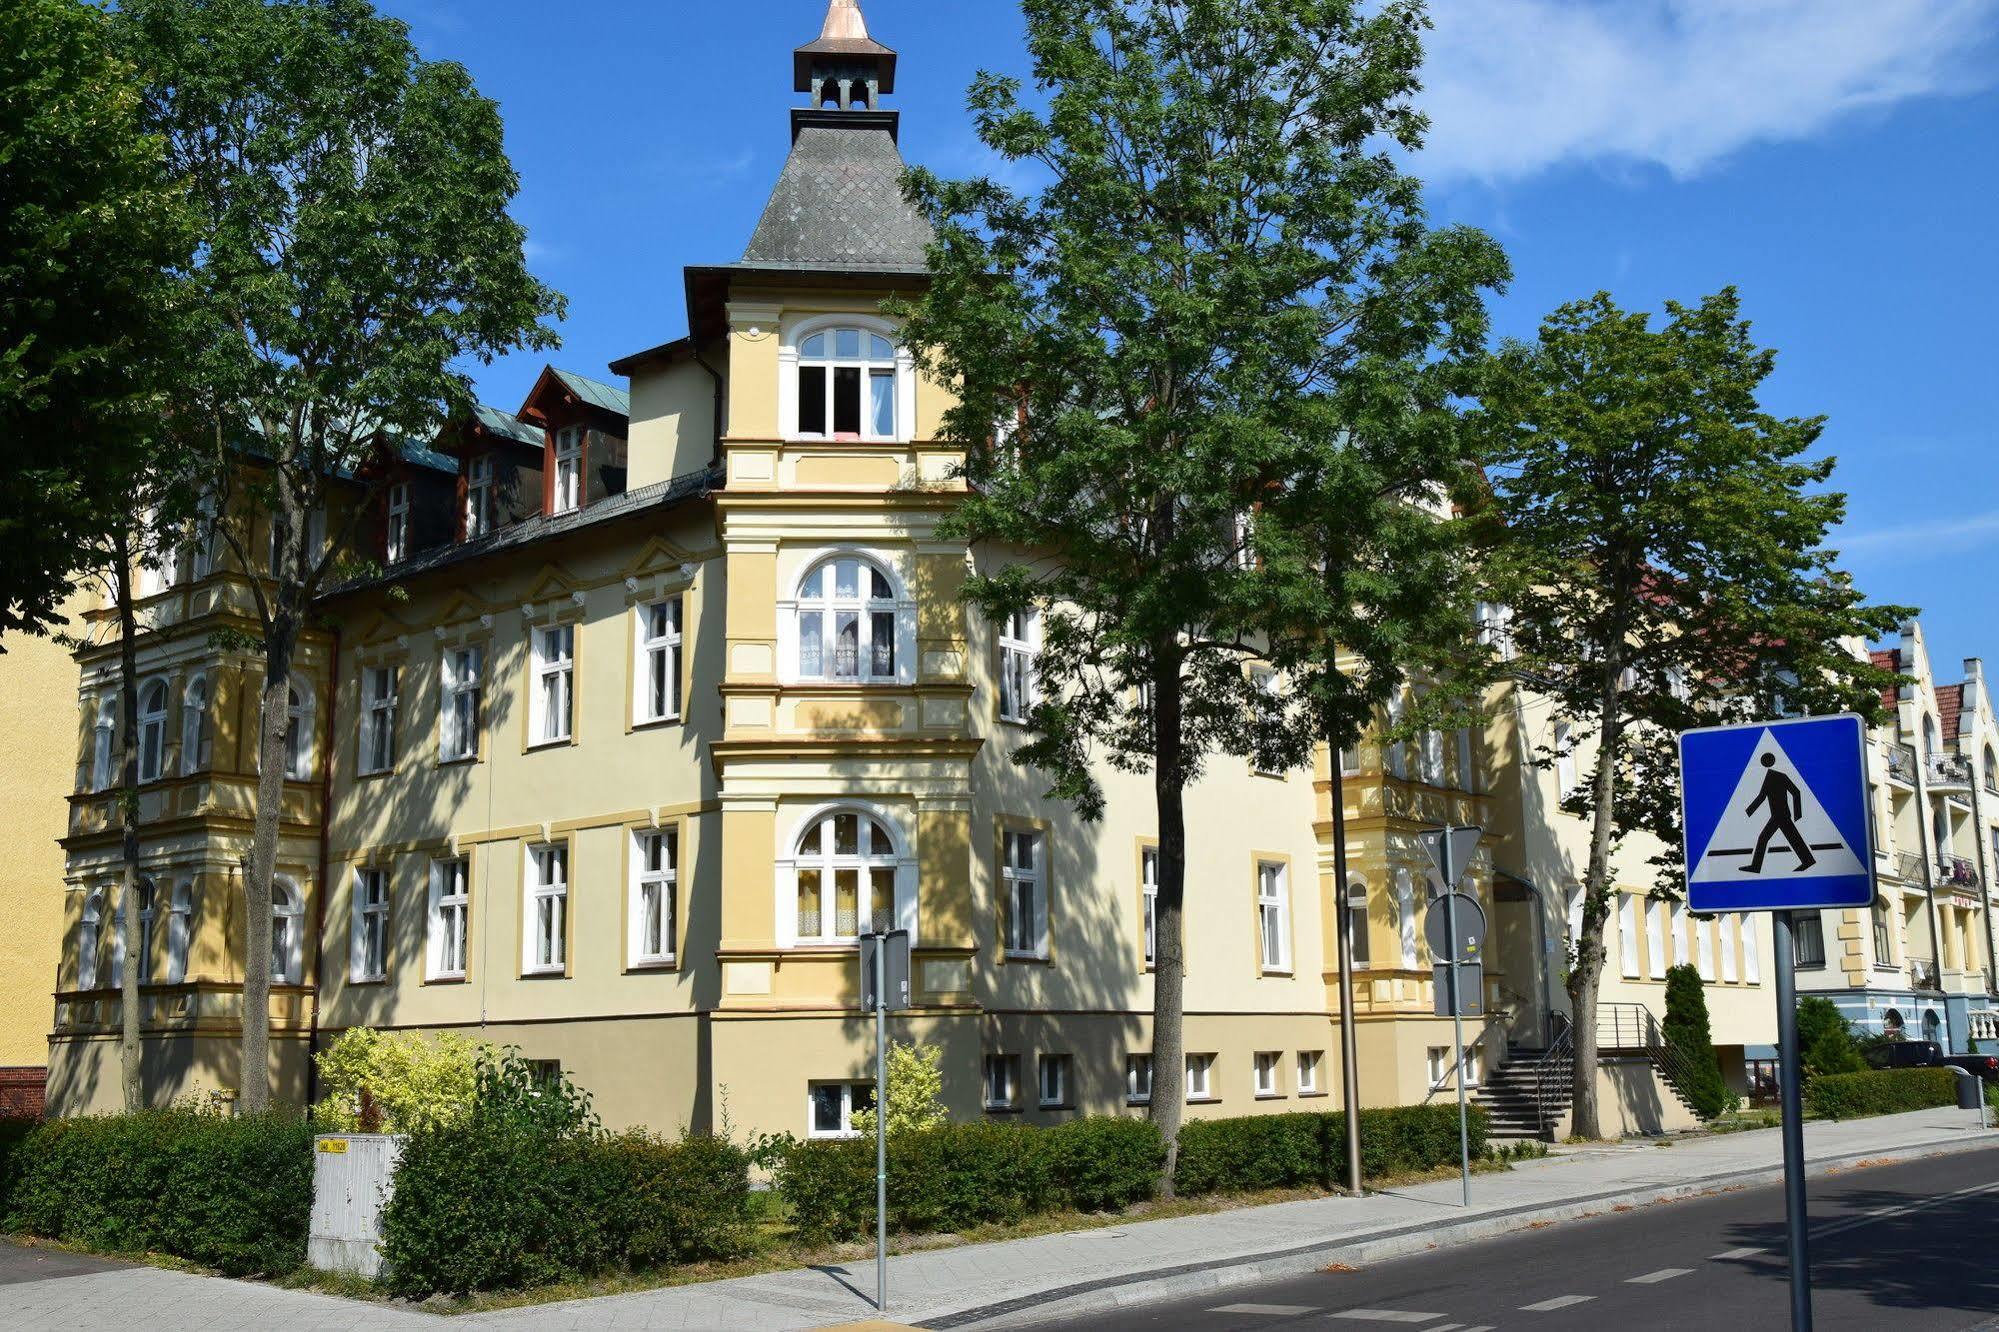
1534 1019 1574 1140
1938 855 1981 890
1529 1004 1705 1138
1893 851 1927 884
1886 743 1918 786
1910 959 1942 991
1927 753 1974 789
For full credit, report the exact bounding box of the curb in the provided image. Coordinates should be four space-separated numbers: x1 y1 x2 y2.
925 1128 1999 1329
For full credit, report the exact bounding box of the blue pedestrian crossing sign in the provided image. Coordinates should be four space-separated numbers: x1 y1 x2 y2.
1680 714 1875 914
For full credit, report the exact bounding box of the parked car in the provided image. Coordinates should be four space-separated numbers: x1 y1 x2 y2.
1939 1052 1999 1082
1865 1039 1943 1070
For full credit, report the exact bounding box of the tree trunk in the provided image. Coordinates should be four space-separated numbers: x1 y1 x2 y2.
1149 648 1188 1198
1566 659 1625 1140
240 614 296 1115
113 535 145 1112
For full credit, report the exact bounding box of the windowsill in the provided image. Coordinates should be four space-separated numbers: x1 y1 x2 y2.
1795 963 1828 971
1260 968 1294 978
1874 964 1903 973
984 1104 1023 1115
424 973 467 986
787 434 905 446
348 975 387 987
526 737 574 752
1185 1096 1220 1105
521 967 568 979
1038 1101 1074 1112
1003 951 1054 966
355 769 392 782
808 1131 864 1142
999 715 1029 727
1126 1097 1152 1107
437 754 480 768
1254 1091 1284 1101
1298 1089 1328 1099
631 715 683 732
626 959 678 974
1252 770 1286 781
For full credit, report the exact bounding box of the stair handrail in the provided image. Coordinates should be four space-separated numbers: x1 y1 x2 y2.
1533 1022 1574 1140
1597 1001 1704 1113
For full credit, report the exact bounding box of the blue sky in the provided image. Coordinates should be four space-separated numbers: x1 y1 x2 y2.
378 0 1998 679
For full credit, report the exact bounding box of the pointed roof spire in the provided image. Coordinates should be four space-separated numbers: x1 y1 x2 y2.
794 0 897 97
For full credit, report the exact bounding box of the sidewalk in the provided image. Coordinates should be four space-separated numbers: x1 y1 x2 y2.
4 1107 1993 1331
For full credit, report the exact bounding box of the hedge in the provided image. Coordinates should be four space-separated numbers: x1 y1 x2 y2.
1804 1067 1965 1120
1175 1104 1486 1195
1 1110 312 1276
379 1125 754 1297
777 1116 1163 1241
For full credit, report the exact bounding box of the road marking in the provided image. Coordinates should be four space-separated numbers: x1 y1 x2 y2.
1626 1267 1694 1284
1520 1295 1597 1311
1811 1179 1999 1242
1211 1306 1320 1317
1711 1247 1764 1260
1332 1313 1446 1324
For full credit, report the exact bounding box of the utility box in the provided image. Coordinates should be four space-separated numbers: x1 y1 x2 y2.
1954 1067 1983 1111
308 1134 402 1277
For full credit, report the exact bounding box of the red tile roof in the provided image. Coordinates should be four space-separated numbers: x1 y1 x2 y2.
1937 682 1964 744
1871 649 1901 712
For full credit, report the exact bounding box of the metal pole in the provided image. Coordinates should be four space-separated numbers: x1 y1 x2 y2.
1771 911 1813 1332
1444 826 1471 1208
874 939 888 1313
1330 761 1364 1196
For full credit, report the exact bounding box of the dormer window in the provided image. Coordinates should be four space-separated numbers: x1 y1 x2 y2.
385 483 409 563
465 456 494 538
798 328 897 440
552 427 583 514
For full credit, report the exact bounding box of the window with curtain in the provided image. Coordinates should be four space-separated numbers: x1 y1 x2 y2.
999 607 1040 722
137 681 168 782
1257 861 1290 972
636 598 683 724
793 809 899 945
271 879 304 983
1004 829 1047 958
181 676 211 772
360 667 399 774
79 891 104 989
465 455 495 537
525 844 568 973
440 646 484 761
531 626 574 745
795 556 900 683
352 868 390 982
632 828 678 967
552 427 583 513
1141 846 1158 967
796 327 898 439
165 881 191 983
427 857 470 981
385 483 410 562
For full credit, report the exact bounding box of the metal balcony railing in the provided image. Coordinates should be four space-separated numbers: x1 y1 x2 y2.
1886 743 1918 786
1937 856 1981 890
1892 851 1926 884
1910 959 1942 992
1927 753 1974 790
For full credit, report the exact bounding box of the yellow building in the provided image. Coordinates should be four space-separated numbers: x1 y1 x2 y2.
0 598 79 1115
47 2 1725 1140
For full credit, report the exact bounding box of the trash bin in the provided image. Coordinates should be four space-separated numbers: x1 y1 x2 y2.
1953 1067 1983 1110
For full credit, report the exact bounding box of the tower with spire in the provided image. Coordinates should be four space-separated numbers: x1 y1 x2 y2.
795 0 897 111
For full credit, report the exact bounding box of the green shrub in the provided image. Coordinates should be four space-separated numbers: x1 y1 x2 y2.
0 1117 35 1217
892 1121 1053 1234
600 1132 757 1269
2 1109 311 1276
1663 963 1733 1119
1804 1067 1960 1119
769 1133 875 1242
1796 997 1866 1083
850 1042 948 1138
1042 1116 1162 1212
1175 1104 1487 1196
313 1028 482 1133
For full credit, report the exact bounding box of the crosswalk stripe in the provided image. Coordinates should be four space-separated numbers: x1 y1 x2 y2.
1332 1313 1445 1324
1711 1247 1764 1260
1627 1267 1694 1284
1520 1295 1596 1311
1210 1306 1319 1317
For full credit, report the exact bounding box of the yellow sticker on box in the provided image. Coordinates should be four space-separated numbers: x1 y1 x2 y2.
317 1138 349 1154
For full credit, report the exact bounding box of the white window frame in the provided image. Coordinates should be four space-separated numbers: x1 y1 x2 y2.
90 695 117 791
1427 1046 1449 1087
524 843 568 975
983 1053 1020 1110
385 482 410 563
1743 913 1762 983
1347 878 1372 969
1696 914 1715 980
1720 912 1740 983
635 598 683 724
552 426 583 513
281 680 315 781
999 606 1040 723
1397 868 1417 968
1141 846 1158 968
134 877 158 984
1619 895 1640 978
1037 1053 1070 1109
631 828 678 968
1257 860 1291 973
360 666 399 775
1555 721 1578 796
808 1081 875 1139
1297 1050 1323 1095
785 554 911 686
440 646 484 762
1185 1052 1215 1102
1251 667 1284 775
271 877 304 984
426 856 470 981
783 318 912 444
1004 828 1048 959
1671 900 1691 968
1646 899 1667 978
1253 1050 1281 1098
165 880 191 984
784 805 910 947
1419 724 1445 786
465 455 495 538
181 675 211 772
1126 1053 1153 1105
530 624 575 746
351 867 390 983
137 679 169 783
79 890 105 989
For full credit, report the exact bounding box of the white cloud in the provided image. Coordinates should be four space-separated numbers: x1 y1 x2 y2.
1837 508 1999 557
1417 0 1999 182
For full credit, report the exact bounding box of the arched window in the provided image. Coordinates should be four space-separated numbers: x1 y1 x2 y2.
1395 867 1417 968
271 877 304 983
795 326 900 440
182 675 212 772
90 694 117 791
790 555 906 684
1883 1007 1905 1035
138 680 169 782
166 880 192 983
1345 877 1371 969
79 891 104 990
787 807 907 946
1985 746 1997 792
1923 714 1940 760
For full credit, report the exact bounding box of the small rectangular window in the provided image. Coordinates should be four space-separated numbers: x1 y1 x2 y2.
526 844 568 974
1793 912 1826 968
1185 1053 1215 1102
1037 1053 1070 1108
1253 1051 1281 1098
428 857 470 981
637 598 683 724
1297 1050 1323 1094
352 867 390 982
1720 913 1740 983
1872 904 1894 966
983 1053 1020 1110
386 483 410 563
1126 1053 1153 1105
1004 830 1047 958
809 1081 874 1138
798 366 827 435
553 427 583 514
632 829 677 967
532 625 574 746
1346 880 1372 968
440 646 484 762
361 666 399 775
466 456 494 539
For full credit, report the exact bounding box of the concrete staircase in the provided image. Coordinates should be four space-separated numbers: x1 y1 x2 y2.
1474 1042 1569 1140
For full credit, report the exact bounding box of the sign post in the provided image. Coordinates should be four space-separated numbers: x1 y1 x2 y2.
1681 714 1876 1332
1420 824 1485 1209
859 929 910 1313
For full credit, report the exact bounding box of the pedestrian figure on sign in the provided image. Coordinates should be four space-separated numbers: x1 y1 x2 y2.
1744 753 1816 874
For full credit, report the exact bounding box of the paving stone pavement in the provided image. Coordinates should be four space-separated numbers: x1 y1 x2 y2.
3 1106 1992 1331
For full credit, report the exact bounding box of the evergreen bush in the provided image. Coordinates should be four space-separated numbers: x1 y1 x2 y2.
1662 963 1733 1119
1796 997 1866 1084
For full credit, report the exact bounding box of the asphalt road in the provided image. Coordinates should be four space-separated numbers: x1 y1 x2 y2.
1023 1147 1999 1331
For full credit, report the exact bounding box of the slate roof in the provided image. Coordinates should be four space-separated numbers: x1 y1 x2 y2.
741 115 934 273
397 439 459 476
326 466 722 597
472 404 544 448
553 368 631 418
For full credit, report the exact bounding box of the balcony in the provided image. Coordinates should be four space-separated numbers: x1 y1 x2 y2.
1885 743 1918 787
1909 959 1942 992
1926 752 1973 792
1890 850 1926 884
1937 855 1981 891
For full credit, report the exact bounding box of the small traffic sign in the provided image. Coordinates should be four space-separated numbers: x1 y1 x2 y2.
1680 715 1874 914
1419 826 1484 890
1425 891 1488 964
1433 961 1484 1018
860 930 911 1012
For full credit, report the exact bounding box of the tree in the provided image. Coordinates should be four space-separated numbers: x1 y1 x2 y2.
849 1042 948 1139
896 0 1506 1187
313 1028 484 1133
1796 995 1865 1084
0 0 191 648
1474 288 1907 1138
114 0 564 1111
1661 962 1730 1119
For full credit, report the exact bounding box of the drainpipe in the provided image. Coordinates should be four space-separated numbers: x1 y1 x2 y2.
1970 758 1997 1002
694 343 726 469
1912 750 1947 1030
304 626 341 1115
